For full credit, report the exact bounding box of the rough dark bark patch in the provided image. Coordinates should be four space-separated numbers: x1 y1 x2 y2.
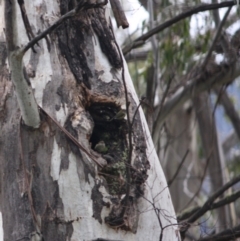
57 19 93 89
58 1 122 90
88 103 128 194
0 41 11 122
94 69 122 98
90 8 122 69
58 0 94 89
91 180 107 224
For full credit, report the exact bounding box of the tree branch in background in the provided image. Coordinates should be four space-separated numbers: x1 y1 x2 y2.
211 0 221 26
198 224 240 241
145 65 155 131
153 56 240 143
193 92 228 230
201 6 232 69
180 175 240 236
125 51 149 62
178 190 240 221
123 1 236 55
180 152 211 212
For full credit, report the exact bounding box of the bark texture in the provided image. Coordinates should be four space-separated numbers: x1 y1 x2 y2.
0 1 179 240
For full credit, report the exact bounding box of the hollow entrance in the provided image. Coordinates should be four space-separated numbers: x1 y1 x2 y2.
88 103 128 195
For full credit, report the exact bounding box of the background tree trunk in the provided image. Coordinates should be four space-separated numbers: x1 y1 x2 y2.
0 1 179 240
193 93 232 231
163 103 200 212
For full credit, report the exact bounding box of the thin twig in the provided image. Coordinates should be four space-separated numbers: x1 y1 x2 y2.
201 6 232 69
198 224 240 241
178 190 240 221
39 106 103 167
17 0 38 52
130 97 150 130
153 75 173 135
167 149 189 187
111 23 133 214
180 174 240 235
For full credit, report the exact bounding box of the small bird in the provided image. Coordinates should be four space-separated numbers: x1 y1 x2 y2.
110 109 126 121
94 141 108 154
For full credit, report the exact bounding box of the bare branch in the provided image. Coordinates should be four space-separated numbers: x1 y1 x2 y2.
198 224 240 241
178 190 240 221
180 175 240 236
212 0 221 26
123 1 236 55
125 51 149 62
201 6 232 69
167 149 189 187
39 107 105 168
153 58 240 143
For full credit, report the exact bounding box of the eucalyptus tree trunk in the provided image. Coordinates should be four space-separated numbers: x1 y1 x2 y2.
193 93 232 231
0 1 179 240
162 104 199 213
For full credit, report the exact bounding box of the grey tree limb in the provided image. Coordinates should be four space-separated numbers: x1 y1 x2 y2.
123 1 236 55
4 0 40 128
198 224 240 241
180 175 240 236
178 189 240 221
153 58 240 143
